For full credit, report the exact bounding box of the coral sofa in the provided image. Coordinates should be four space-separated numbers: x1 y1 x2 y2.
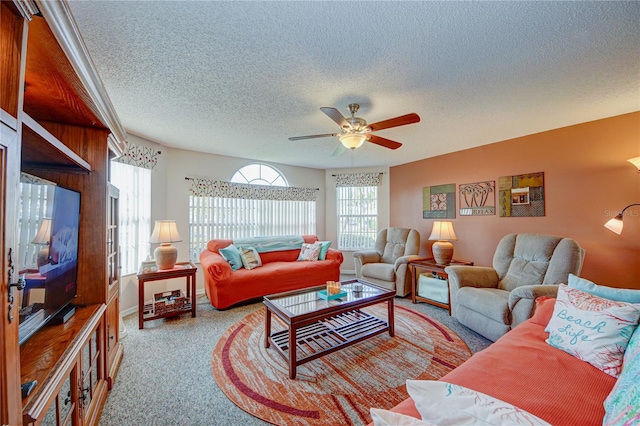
200 235 343 309
375 293 639 425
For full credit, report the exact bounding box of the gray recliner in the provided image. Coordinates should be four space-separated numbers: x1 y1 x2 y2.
446 233 585 342
353 227 421 296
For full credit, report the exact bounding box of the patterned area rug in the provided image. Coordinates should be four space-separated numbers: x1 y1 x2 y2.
211 304 472 425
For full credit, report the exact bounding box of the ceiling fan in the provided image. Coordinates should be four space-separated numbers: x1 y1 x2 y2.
289 103 420 156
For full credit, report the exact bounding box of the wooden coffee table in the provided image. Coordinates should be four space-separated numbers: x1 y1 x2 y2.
263 279 395 379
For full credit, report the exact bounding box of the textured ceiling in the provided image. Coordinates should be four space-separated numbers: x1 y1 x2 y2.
67 1 640 170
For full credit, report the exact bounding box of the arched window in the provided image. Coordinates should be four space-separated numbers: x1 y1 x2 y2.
188 164 317 260
231 163 287 186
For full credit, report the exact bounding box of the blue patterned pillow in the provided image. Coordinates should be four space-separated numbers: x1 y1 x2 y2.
603 325 640 425
219 244 242 271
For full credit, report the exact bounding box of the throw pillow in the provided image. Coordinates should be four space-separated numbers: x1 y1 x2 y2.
370 408 434 426
603 326 640 425
297 242 321 261
219 244 243 271
239 247 262 270
545 284 640 378
317 241 332 260
568 273 640 304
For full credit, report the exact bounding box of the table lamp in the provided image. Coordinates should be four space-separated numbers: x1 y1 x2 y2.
32 218 52 268
149 220 182 270
429 221 457 265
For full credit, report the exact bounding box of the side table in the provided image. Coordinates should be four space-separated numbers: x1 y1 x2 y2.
409 258 473 315
137 261 197 329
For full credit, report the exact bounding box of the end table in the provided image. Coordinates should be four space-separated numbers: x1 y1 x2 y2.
409 258 473 315
137 261 197 329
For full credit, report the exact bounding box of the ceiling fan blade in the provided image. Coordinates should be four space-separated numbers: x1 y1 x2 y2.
288 133 338 141
368 113 420 132
367 134 402 150
331 143 347 157
320 107 349 128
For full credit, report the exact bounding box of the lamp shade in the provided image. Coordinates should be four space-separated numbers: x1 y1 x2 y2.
149 220 182 244
428 221 458 241
32 218 52 245
628 156 640 172
339 133 366 149
604 216 624 235
604 204 640 235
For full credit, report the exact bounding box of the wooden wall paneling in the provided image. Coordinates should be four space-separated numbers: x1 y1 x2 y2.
0 1 24 120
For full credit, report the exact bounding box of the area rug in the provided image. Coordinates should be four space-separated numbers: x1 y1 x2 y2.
211 304 471 425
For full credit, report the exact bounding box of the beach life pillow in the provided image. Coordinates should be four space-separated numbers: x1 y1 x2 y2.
568 273 640 304
297 242 321 261
545 284 640 377
603 325 640 425
219 244 243 271
317 241 332 260
239 247 262 270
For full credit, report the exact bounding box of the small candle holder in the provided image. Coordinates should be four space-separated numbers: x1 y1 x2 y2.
326 281 341 295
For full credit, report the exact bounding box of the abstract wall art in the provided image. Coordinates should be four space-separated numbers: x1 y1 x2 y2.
423 183 456 219
459 181 495 216
498 172 545 217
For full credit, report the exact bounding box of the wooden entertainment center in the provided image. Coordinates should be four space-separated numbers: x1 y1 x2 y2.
1 2 126 424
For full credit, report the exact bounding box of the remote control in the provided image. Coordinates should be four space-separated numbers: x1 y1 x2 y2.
21 380 37 399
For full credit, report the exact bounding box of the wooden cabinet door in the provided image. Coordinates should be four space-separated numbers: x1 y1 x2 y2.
0 115 23 426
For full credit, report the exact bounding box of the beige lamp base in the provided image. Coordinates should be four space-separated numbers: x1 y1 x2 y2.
154 243 178 270
37 246 50 268
432 240 454 265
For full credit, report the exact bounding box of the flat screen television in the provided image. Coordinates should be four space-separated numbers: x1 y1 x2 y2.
18 179 81 345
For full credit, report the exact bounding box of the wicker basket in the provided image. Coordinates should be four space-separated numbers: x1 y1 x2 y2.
154 289 188 315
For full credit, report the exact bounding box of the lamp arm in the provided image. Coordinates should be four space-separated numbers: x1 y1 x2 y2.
619 203 640 216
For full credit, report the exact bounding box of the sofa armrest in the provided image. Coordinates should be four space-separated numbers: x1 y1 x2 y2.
199 250 233 283
445 265 499 318
324 247 344 264
509 284 559 327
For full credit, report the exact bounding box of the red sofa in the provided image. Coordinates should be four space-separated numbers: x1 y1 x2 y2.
200 235 343 309
379 297 616 425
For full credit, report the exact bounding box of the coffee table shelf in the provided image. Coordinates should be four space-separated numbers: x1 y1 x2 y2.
270 309 389 365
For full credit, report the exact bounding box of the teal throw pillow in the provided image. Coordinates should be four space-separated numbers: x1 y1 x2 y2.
318 241 332 260
603 326 640 425
568 274 640 304
219 244 243 271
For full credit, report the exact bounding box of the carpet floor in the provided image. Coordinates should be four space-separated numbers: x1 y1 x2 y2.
211 304 472 425
99 288 491 425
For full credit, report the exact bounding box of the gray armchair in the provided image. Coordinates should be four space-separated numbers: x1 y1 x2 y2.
353 227 421 296
446 233 585 342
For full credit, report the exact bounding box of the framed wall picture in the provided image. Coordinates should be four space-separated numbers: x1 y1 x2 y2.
423 183 456 219
498 172 545 217
459 181 495 216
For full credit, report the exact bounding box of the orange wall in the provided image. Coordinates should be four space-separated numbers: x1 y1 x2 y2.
390 112 640 289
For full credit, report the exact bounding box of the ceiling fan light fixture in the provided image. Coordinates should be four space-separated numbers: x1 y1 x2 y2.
339 133 366 149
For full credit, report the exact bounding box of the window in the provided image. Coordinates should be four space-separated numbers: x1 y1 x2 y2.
188 164 316 260
337 186 378 250
111 162 152 275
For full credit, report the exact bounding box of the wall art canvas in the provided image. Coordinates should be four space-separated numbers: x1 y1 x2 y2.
498 172 545 217
423 183 456 219
459 181 495 216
